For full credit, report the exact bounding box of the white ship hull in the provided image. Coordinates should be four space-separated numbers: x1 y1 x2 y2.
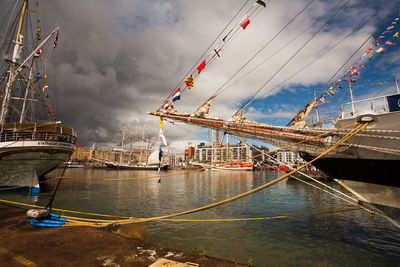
0 140 75 188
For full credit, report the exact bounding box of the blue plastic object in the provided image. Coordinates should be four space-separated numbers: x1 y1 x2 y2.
30 213 67 227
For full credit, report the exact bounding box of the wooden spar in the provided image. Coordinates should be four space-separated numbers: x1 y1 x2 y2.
16 0 28 43
148 112 332 153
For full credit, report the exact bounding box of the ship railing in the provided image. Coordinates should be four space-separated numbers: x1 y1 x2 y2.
341 93 400 119
0 131 77 144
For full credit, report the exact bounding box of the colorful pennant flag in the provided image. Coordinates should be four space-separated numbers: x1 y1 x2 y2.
393 32 399 38
222 29 233 42
319 97 326 103
159 128 168 146
240 15 250 30
197 60 206 74
211 45 223 59
34 48 43 58
385 41 396 45
185 75 194 89
376 47 386 54
368 55 373 60
161 100 169 109
53 29 59 50
159 118 163 127
172 88 181 102
345 77 355 83
42 83 48 93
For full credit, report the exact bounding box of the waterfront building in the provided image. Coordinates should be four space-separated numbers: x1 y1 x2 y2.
276 150 305 166
194 142 252 164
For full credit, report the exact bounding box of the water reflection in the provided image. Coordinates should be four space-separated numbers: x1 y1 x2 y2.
1 168 399 265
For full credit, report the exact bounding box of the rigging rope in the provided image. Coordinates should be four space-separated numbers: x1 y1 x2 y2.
211 0 316 98
210 0 348 98
0 124 376 226
291 1 400 126
62 122 370 227
0 122 358 189
157 0 252 111
237 0 352 112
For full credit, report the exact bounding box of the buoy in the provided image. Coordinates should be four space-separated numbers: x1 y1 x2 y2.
26 209 49 219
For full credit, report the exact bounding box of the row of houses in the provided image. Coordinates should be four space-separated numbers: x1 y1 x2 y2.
71 142 304 167
184 142 305 166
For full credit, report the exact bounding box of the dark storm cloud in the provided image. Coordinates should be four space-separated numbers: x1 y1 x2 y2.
1 0 395 149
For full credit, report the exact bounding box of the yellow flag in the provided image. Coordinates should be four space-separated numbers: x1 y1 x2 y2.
159 118 163 127
394 32 399 38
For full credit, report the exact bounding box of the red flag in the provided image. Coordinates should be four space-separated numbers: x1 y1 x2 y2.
53 29 59 50
385 41 396 45
350 66 356 69
352 70 360 76
197 60 206 74
241 19 250 29
359 64 365 67
240 15 251 30
376 47 386 54
161 101 169 109
345 77 355 82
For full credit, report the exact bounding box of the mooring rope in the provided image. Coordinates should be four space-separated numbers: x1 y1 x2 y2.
58 123 370 227
0 122 358 191
0 123 373 228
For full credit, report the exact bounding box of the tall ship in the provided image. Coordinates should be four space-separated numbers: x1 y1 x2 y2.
0 0 76 189
149 0 400 211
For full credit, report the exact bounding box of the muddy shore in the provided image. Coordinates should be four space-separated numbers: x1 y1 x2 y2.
0 203 246 266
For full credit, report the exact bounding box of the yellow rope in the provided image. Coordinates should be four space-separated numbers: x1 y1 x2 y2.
57 123 370 227
0 122 359 191
0 123 369 228
115 123 370 225
157 207 360 222
54 122 359 182
61 208 360 227
0 198 130 219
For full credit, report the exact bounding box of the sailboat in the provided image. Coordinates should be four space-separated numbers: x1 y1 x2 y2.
0 0 77 189
93 126 168 170
149 1 400 210
210 132 253 171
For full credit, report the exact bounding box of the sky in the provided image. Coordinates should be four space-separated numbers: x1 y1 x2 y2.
1 0 400 152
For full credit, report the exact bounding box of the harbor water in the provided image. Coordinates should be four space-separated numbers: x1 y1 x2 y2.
1 168 400 266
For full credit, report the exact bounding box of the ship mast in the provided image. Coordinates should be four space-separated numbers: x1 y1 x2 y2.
20 27 41 123
0 0 28 125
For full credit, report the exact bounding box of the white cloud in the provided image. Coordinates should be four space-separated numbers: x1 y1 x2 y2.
2 0 393 151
